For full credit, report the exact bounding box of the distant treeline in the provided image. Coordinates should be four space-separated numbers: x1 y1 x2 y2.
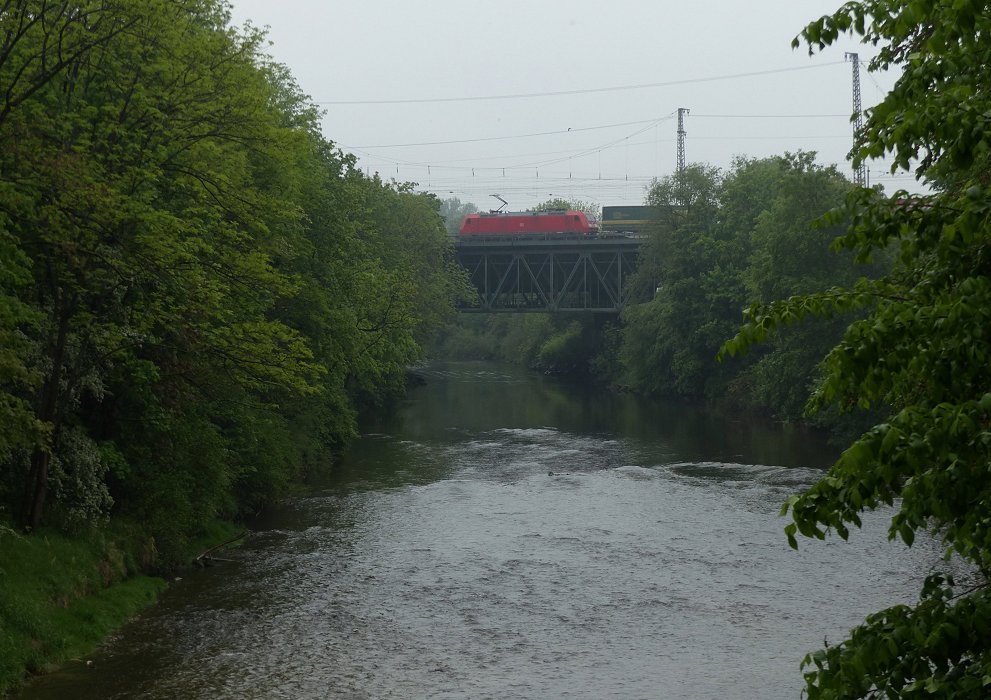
436 152 891 430
0 0 469 562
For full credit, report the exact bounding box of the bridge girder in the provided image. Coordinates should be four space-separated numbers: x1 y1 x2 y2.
454 236 641 313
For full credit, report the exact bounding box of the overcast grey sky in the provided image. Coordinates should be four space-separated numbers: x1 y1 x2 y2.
227 1 910 211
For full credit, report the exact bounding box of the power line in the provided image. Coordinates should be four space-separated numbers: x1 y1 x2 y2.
344 113 849 150
509 117 673 169
352 134 851 175
363 142 669 166
691 113 848 118
352 115 676 175
320 61 847 105
692 134 850 140
344 116 671 149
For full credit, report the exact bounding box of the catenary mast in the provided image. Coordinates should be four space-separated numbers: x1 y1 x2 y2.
676 107 689 174
845 52 868 187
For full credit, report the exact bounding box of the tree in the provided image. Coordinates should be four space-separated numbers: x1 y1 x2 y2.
620 159 836 400
0 0 473 575
438 197 477 237
619 164 728 395
339 180 472 408
737 153 864 419
0 0 470 543
0 1 137 128
0 227 43 460
721 2 991 696
1 0 324 531
530 197 600 225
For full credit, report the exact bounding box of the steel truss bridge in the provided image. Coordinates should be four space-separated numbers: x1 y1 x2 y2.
454 235 641 313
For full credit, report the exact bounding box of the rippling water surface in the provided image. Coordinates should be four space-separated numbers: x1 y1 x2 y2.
19 362 942 699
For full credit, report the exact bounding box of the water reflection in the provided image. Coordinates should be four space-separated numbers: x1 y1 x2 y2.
363 361 833 475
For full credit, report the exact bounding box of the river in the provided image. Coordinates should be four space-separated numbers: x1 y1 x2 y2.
18 362 941 699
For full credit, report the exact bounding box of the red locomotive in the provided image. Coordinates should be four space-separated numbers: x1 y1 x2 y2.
459 210 596 236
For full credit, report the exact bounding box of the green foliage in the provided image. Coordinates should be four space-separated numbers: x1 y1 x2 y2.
720 1 991 696
798 575 991 698
47 427 114 530
530 197 600 223
0 225 45 460
620 163 731 396
499 315 556 366
432 314 617 378
735 154 884 421
432 315 502 360
438 197 478 236
620 154 860 414
0 0 467 544
535 321 586 372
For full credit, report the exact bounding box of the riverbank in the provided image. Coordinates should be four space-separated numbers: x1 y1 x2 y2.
0 519 242 696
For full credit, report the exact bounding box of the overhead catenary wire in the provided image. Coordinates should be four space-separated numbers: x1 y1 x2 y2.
351 134 853 174
348 114 676 172
344 113 851 150
345 117 671 149
317 61 847 105
509 115 675 169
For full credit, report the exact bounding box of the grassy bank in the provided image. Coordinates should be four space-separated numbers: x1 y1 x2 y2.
0 519 241 696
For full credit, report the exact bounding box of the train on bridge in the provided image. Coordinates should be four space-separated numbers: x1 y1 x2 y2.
458 205 656 238
454 205 649 312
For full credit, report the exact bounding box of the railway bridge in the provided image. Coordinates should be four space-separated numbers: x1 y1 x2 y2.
453 234 642 313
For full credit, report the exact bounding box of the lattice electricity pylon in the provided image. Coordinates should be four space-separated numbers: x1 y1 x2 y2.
677 107 690 174
845 52 868 187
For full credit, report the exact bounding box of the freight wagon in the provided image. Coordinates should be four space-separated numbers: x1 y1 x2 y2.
599 206 657 235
